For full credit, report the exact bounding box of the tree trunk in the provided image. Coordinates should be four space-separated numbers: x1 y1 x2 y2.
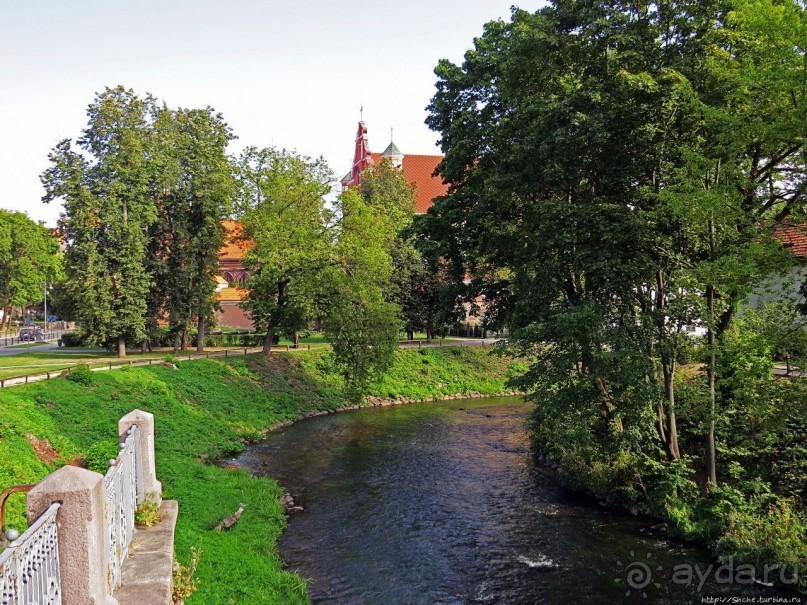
662 358 681 460
197 314 205 353
180 328 188 352
262 326 274 355
117 336 126 359
706 284 717 486
141 340 147 355
293 331 299 349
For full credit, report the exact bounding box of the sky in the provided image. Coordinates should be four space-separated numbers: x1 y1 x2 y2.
1 0 544 226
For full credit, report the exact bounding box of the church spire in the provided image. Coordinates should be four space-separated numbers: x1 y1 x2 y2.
381 127 403 168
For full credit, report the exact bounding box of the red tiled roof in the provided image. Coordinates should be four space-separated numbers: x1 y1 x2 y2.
402 155 448 214
776 223 807 259
219 220 252 260
369 153 447 214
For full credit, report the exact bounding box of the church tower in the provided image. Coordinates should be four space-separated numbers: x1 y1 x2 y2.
380 136 403 169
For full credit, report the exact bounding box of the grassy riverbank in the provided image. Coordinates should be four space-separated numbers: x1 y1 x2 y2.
0 346 521 604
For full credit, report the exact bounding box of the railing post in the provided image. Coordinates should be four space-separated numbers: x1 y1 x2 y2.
26 466 119 605
118 410 161 505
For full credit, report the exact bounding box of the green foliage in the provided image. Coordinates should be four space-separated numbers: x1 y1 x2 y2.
324 189 403 402
135 496 161 527
423 0 807 586
0 210 62 324
83 439 118 473
715 501 807 592
59 332 82 347
62 363 94 386
235 147 333 352
42 86 237 356
42 86 157 355
148 105 235 352
172 546 201 604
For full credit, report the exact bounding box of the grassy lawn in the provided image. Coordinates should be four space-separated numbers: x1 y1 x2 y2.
0 350 177 380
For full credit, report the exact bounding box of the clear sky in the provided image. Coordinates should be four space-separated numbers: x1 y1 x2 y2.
1 0 544 226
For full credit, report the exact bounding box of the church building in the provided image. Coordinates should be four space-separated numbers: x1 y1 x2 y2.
340 121 447 213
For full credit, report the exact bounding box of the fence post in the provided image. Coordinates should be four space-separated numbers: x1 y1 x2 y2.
118 409 162 504
26 466 118 605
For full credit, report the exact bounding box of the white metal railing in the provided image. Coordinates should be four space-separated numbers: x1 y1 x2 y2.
103 425 143 592
0 502 62 605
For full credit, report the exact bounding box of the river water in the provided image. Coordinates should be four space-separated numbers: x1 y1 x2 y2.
237 397 802 604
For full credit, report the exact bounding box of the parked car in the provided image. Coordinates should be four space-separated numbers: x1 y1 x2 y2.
19 327 43 342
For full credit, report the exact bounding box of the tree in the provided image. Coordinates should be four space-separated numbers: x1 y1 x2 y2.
234 147 333 353
423 0 805 494
0 211 61 328
360 159 463 339
323 188 402 402
150 106 234 352
42 86 157 357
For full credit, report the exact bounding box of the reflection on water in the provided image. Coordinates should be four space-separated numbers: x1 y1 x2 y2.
237 398 801 605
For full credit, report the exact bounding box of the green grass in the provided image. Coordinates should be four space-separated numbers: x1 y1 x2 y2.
0 350 171 380
0 346 519 604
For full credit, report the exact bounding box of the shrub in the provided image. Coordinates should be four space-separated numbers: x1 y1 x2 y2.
62 364 94 386
135 496 161 527
173 546 201 604
715 500 806 591
83 439 118 474
59 332 83 347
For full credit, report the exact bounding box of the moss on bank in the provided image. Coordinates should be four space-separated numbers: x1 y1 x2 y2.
0 346 519 604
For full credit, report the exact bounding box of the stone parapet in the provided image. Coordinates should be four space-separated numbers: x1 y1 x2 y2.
113 500 178 605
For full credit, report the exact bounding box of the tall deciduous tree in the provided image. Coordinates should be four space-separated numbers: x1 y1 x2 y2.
151 106 235 352
424 0 805 489
234 147 333 353
42 86 157 357
0 210 62 328
324 188 402 402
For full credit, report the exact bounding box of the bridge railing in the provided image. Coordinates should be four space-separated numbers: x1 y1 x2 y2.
0 502 62 604
103 424 143 592
5 409 163 605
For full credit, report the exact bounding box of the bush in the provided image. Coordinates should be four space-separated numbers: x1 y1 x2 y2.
62 364 94 386
715 500 806 591
135 496 161 527
83 439 118 474
59 332 83 347
173 546 201 604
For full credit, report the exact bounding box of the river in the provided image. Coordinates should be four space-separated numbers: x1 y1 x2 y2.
236 397 801 604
